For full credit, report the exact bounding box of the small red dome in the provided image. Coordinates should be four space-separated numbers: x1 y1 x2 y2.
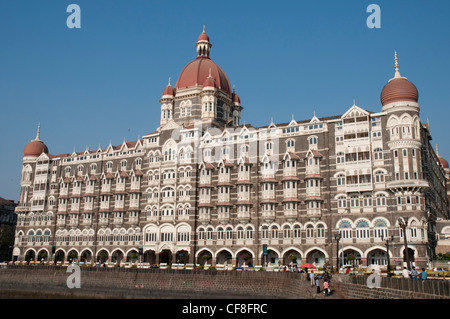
439 156 449 169
175 57 231 95
198 32 210 42
232 91 241 104
24 140 48 157
162 84 174 96
380 77 419 106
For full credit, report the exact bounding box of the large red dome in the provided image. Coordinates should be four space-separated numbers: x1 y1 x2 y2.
175 57 231 95
439 156 449 169
380 77 418 106
24 140 48 157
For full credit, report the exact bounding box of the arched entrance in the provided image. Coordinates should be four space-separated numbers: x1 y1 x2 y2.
126 250 139 263
306 249 326 267
80 250 92 263
37 249 48 262
67 250 78 263
342 249 362 267
216 250 232 265
236 249 253 267
283 249 302 265
144 250 156 264
264 249 279 266
175 250 189 264
159 249 172 265
111 250 124 264
25 250 35 263
367 249 387 266
97 249 109 263
55 250 65 263
197 249 212 266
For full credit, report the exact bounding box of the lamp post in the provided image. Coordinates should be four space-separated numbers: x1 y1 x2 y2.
382 233 394 277
334 233 341 272
398 217 411 271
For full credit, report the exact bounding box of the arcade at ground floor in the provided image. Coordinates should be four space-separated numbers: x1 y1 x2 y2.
13 242 430 269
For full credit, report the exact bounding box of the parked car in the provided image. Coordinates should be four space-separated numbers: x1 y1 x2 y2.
428 267 449 277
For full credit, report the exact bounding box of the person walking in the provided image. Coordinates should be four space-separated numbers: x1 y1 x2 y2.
323 280 330 296
419 268 427 280
309 271 315 286
315 276 320 294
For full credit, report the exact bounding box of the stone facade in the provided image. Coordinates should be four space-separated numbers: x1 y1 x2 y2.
12 29 450 270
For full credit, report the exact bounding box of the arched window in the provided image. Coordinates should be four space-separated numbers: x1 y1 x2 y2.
293 225 301 238
339 221 352 239
236 226 244 239
317 224 325 238
226 227 233 240
373 219 388 238
336 152 344 164
217 227 224 240
337 196 347 208
376 194 387 206
374 148 383 160
309 136 318 145
206 227 214 240
356 220 370 239
374 171 385 183
261 225 269 239
283 225 291 238
337 174 345 186
246 226 254 239
306 225 314 238
198 227 206 240
271 225 279 239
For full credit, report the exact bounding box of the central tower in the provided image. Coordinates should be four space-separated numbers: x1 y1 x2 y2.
159 27 243 130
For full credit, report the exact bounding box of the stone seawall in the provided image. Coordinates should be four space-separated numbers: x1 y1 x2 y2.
0 266 327 299
2 266 447 299
332 274 450 299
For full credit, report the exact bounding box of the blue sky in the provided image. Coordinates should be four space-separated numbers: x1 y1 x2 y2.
1 0 450 201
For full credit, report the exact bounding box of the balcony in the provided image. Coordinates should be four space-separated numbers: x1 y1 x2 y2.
218 212 230 223
386 179 429 191
284 210 297 220
345 183 373 192
99 218 109 227
198 213 210 224
129 217 139 225
262 211 275 222
68 219 79 227
161 215 175 222
82 219 92 226
237 211 250 223
306 209 322 219
112 220 123 228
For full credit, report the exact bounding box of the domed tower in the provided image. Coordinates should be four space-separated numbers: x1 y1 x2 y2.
381 51 419 114
381 52 422 178
23 123 49 159
231 85 242 126
382 52 429 255
159 78 175 127
158 27 242 130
